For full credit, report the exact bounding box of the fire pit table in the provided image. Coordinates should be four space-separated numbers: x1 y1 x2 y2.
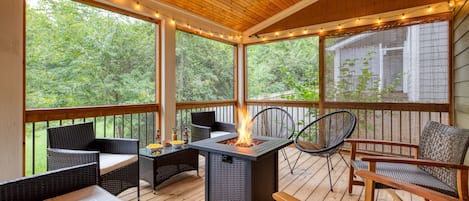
189 133 292 201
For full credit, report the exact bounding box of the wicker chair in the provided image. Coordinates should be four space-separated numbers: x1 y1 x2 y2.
190 111 236 142
0 163 106 201
292 110 357 191
47 122 139 197
251 107 295 173
347 121 469 200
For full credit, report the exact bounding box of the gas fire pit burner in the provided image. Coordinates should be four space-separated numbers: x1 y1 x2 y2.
218 138 264 147
189 134 292 201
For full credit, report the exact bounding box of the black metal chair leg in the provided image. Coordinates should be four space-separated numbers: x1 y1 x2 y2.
281 149 293 174
290 151 302 174
339 152 350 168
326 156 333 192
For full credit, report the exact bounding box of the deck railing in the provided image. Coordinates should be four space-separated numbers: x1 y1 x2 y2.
25 104 159 175
246 101 450 157
24 100 449 175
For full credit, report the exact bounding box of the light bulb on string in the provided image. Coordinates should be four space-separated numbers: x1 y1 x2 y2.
427 6 433 12
377 18 382 24
401 13 406 20
135 1 141 9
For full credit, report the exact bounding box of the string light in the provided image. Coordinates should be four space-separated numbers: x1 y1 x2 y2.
337 24 343 29
401 13 406 20
262 37 267 41
127 0 239 43
135 1 141 9
275 32 280 36
356 18 361 23
427 6 434 12
448 0 455 9
377 18 382 24
303 29 308 34
289 32 294 37
319 28 324 33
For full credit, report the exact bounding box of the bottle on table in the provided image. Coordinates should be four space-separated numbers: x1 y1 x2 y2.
155 130 161 144
183 127 189 144
172 128 178 141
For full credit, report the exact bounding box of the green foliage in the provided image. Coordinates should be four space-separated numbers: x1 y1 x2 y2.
26 0 156 109
175 31 234 102
247 37 319 100
327 51 402 102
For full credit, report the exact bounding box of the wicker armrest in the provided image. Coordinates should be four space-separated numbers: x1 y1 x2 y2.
94 138 139 154
215 121 236 132
47 148 99 171
356 170 459 201
191 124 211 141
0 163 98 201
361 156 469 170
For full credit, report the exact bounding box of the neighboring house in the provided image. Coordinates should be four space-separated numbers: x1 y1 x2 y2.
326 21 448 103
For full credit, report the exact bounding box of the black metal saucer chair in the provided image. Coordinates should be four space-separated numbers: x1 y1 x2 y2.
250 107 296 173
292 110 357 191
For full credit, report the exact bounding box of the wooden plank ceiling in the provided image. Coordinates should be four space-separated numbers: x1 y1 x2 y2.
156 0 301 31
256 0 448 34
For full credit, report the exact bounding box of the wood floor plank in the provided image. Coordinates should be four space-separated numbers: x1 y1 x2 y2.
120 148 417 201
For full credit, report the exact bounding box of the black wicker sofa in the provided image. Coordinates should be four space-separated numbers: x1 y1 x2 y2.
0 162 121 201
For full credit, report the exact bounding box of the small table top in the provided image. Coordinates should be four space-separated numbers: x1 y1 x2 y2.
139 145 190 158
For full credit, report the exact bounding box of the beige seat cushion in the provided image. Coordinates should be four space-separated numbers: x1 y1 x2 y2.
99 153 138 175
210 131 231 138
44 185 122 201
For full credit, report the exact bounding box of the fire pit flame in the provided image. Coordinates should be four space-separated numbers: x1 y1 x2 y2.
235 107 253 147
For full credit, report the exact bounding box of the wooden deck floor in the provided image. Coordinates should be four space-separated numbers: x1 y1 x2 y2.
118 147 424 201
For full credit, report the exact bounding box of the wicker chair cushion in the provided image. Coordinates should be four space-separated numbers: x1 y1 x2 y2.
44 185 121 201
99 153 138 175
418 121 469 190
210 131 231 138
352 160 457 197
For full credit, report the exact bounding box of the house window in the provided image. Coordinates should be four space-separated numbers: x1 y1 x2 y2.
246 36 319 101
26 0 157 109
325 21 449 103
175 30 235 102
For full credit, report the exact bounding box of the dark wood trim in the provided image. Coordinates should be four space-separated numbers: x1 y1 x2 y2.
246 100 449 112
324 102 449 112
156 22 162 132
176 26 239 46
318 35 325 116
244 32 319 46
75 0 161 24
449 17 454 125
25 104 159 123
246 100 320 108
176 100 237 110
22 0 27 177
